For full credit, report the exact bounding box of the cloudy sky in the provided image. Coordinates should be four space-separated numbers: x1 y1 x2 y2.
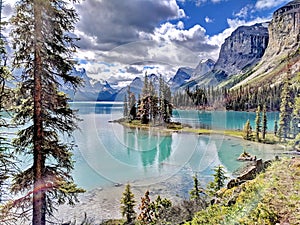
3 0 292 87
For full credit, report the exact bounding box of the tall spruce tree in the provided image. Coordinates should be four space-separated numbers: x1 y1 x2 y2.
279 73 293 141
262 104 267 140
255 105 261 142
189 174 204 200
292 72 300 138
274 119 278 136
243 119 252 140
0 3 16 221
10 1 84 224
207 165 227 196
123 94 128 118
120 184 136 225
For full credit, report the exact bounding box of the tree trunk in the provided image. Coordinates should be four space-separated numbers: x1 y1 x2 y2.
33 1 46 225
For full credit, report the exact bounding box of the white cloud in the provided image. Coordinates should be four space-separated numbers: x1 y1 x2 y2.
75 0 186 51
205 16 214 23
196 0 226 6
141 22 218 52
177 21 185 29
255 0 290 10
233 5 253 19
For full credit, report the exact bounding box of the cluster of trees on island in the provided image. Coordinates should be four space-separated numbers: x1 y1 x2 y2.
124 69 299 144
123 74 173 124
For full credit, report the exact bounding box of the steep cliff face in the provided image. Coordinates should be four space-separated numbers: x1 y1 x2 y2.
236 0 300 87
214 23 269 77
265 0 300 57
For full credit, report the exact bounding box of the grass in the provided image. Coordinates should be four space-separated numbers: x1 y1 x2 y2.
100 219 124 225
187 157 300 225
182 127 245 139
119 119 286 145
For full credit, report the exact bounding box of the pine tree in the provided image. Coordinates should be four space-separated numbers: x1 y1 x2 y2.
138 190 153 224
0 3 18 222
162 82 172 123
151 195 172 222
10 1 84 224
292 72 300 139
123 94 128 118
189 174 204 200
159 75 164 122
262 104 267 140
207 165 227 196
293 96 300 138
255 105 261 142
140 73 150 124
243 119 252 140
279 75 293 141
274 120 278 136
120 184 136 224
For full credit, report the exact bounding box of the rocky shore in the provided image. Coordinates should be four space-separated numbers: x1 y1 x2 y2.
55 173 189 224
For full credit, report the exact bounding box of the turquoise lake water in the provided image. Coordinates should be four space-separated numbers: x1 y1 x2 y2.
70 102 283 191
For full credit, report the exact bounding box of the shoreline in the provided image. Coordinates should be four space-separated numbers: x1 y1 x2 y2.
113 118 287 148
112 118 245 138
55 118 292 224
56 169 192 224
55 136 288 224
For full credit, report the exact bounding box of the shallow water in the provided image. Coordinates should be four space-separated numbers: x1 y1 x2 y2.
70 102 282 190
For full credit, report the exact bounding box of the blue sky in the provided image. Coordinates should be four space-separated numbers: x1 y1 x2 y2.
4 0 292 86
175 0 289 35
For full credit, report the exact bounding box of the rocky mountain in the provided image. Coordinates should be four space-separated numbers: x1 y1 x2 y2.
64 68 117 101
193 59 215 77
235 0 300 87
168 59 215 92
114 73 161 101
168 67 193 92
65 1 300 101
179 23 269 89
214 23 269 78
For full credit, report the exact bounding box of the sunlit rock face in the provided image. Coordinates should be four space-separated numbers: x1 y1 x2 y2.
263 0 300 59
213 23 269 78
236 0 300 87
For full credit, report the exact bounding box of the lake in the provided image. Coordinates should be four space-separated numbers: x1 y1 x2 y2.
70 102 282 191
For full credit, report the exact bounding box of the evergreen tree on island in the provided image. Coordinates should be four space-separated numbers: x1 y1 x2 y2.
126 73 172 125
10 0 84 224
123 94 129 118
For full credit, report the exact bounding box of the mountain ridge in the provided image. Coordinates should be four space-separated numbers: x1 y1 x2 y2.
67 1 299 101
